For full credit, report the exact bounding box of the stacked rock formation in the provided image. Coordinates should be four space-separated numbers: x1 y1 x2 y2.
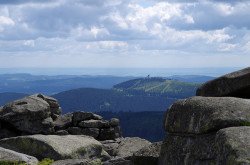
0 93 153 164
0 94 121 141
54 111 121 140
159 67 250 165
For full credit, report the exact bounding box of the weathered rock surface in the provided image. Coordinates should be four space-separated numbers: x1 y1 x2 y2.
0 94 54 135
116 137 151 159
197 67 250 98
216 126 250 165
78 119 110 128
0 94 122 140
52 159 90 165
99 127 121 140
103 157 132 165
165 96 250 134
133 142 162 165
0 135 106 160
72 112 100 126
54 113 73 131
101 140 120 156
0 147 38 165
159 134 216 165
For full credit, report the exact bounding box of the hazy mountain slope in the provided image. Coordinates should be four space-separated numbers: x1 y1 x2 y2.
53 78 199 113
0 92 28 106
53 88 175 113
0 74 133 95
169 75 215 83
113 77 199 98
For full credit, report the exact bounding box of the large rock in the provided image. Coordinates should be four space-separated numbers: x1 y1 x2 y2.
133 142 162 165
165 96 250 134
116 137 151 159
101 140 119 156
67 127 100 138
98 127 121 140
0 135 107 160
78 119 110 128
0 147 38 165
215 126 250 165
35 94 62 117
0 94 55 134
72 111 101 126
54 113 73 131
103 157 131 165
52 159 90 165
197 67 250 98
158 134 216 165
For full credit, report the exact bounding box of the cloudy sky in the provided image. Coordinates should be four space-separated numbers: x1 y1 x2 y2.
0 0 250 68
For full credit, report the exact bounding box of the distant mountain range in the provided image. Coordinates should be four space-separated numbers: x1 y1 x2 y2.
0 74 134 95
0 75 212 141
52 77 200 113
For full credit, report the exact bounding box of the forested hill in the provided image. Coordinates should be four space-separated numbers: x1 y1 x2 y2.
113 77 199 98
53 77 200 113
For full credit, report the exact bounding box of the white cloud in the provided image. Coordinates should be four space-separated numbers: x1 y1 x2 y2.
0 0 249 68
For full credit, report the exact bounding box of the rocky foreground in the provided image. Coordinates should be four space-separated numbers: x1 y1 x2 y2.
0 67 250 165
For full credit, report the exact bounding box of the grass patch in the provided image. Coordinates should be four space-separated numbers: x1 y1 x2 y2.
38 158 54 165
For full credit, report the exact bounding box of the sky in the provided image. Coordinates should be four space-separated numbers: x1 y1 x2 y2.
0 0 250 68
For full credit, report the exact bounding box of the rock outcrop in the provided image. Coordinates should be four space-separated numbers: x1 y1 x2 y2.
197 67 250 98
0 147 38 165
56 111 122 141
0 94 151 164
0 94 121 141
216 126 250 165
132 142 162 165
0 94 61 137
160 67 250 165
0 134 107 161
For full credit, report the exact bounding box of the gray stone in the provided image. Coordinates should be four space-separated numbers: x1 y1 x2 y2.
165 96 250 134
0 134 106 160
0 95 54 134
78 119 110 128
67 127 100 138
133 142 162 165
72 112 96 126
33 94 62 116
196 67 250 98
116 137 151 159
55 130 69 135
52 159 89 165
93 114 103 120
215 126 250 165
158 133 216 165
101 140 119 156
54 113 73 130
103 157 132 165
98 127 121 140
109 118 120 127
0 147 38 165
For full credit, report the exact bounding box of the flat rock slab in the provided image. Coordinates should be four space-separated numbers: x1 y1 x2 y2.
116 137 151 159
165 96 250 134
0 147 38 165
197 67 250 98
132 142 162 165
0 135 105 160
158 134 216 165
216 126 250 165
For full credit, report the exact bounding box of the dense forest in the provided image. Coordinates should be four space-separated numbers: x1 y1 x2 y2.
53 77 200 112
97 111 166 142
